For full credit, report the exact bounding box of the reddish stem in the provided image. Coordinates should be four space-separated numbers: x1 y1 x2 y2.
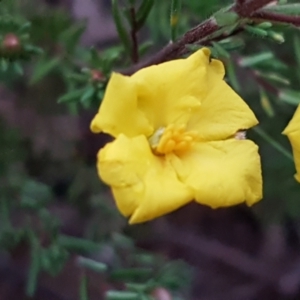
123 18 218 75
234 0 275 17
121 0 297 75
251 10 300 26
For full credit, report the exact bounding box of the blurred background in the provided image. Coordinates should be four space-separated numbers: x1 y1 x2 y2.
1 0 300 299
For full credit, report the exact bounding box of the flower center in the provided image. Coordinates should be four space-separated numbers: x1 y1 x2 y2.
148 124 197 155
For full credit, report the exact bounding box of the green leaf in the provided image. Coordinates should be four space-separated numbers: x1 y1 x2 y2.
257 22 272 29
80 86 95 103
110 268 153 281
125 283 148 293
244 25 268 38
41 244 69 276
30 57 61 84
105 291 140 300
136 0 154 30
264 4 300 15
112 233 134 249
157 261 191 290
0 58 8 71
97 89 105 100
262 58 288 71
78 256 107 273
17 22 31 33
279 89 300 105
267 31 284 43
23 45 44 55
80 275 89 300
12 62 23 75
111 0 132 57
294 34 300 67
26 235 41 297
257 72 290 85
225 59 240 91
57 234 100 253
0 229 25 250
20 180 52 210
58 89 84 103
219 37 244 51
59 23 86 52
238 52 274 67
211 42 230 58
170 0 181 41
294 35 300 81
89 47 103 66
132 253 156 266
213 11 238 27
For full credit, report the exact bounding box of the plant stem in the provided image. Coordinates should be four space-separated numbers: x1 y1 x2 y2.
251 10 300 26
122 0 300 75
129 7 139 63
123 17 218 74
234 0 275 16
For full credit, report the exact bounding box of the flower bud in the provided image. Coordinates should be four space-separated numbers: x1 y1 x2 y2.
151 287 172 300
2 33 21 54
91 70 104 82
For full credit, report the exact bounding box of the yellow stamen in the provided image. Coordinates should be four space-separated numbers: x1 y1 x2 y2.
174 141 188 151
164 139 176 153
149 124 198 155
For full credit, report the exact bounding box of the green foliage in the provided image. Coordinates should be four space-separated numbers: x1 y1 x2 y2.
0 2 42 75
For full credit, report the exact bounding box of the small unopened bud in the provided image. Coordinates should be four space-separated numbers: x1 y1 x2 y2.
91 70 104 82
2 33 21 53
151 287 172 300
268 31 285 44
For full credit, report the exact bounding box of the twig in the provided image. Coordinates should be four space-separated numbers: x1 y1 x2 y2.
129 7 139 63
123 17 218 75
122 0 281 75
235 0 247 6
234 0 276 16
251 10 300 26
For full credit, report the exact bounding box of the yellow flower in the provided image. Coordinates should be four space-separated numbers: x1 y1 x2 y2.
91 48 262 224
283 105 300 182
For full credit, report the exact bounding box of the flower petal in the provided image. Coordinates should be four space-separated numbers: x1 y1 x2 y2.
187 75 258 141
131 48 224 129
90 72 153 138
168 139 262 208
283 105 300 182
97 134 193 223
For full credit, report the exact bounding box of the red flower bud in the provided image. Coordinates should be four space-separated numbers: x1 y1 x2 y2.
151 287 173 300
91 70 104 82
2 33 21 53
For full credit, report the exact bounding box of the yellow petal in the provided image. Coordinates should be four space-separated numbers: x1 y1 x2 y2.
168 139 262 208
90 72 153 138
187 75 258 141
131 48 224 129
97 134 193 223
283 105 300 182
